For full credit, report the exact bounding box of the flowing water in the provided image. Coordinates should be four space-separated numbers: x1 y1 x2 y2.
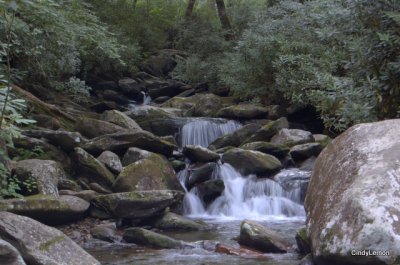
180 118 241 147
86 117 309 265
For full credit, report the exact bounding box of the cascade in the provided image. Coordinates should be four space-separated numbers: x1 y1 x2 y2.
142 91 152 105
182 163 306 219
180 118 241 147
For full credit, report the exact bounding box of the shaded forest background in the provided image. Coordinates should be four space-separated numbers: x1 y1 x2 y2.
0 0 399 137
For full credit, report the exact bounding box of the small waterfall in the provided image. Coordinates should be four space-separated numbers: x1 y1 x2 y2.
142 91 152 105
180 119 241 147
183 163 306 219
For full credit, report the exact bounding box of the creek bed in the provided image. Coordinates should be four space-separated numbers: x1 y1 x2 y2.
84 217 305 265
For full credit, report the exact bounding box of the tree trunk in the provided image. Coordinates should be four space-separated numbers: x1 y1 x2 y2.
185 0 196 19
215 0 234 40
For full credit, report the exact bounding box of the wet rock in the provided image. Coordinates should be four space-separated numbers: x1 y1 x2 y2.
240 141 290 159
0 239 26 265
295 228 311 255
215 243 267 259
271 129 314 147
75 117 125 139
12 159 65 198
82 131 175 157
187 162 217 189
305 120 400 265
171 160 186 172
0 195 90 225
222 149 282 177
273 169 311 203
239 220 290 253
197 179 225 203
91 223 118 243
150 212 207 231
123 228 187 249
101 110 142 130
23 129 86 152
74 147 115 187
0 212 100 265
299 156 316 171
97 151 123 174
244 117 289 144
217 105 268 119
209 124 261 150
183 145 220 163
122 147 152 166
92 190 184 219
289 143 322 162
112 153 181 192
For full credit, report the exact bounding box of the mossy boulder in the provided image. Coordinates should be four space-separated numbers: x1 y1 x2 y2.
112 153 181 192
74 117 126 138
295 227 311 255
101 110 142 130
74 147 115 187
123 228 188 249
92 190 184 219
161 96 197 110
271 129 314 147
289 143 323 162
209 124 261 150
222 148 282 177
121 147 152 166
240 141 290 159
23 129 86 152
312 134 332 148
150 212 208 231
0 212 100 265
239 220 290 253
243 117 289 144
0 195 90 225
187 94 234 117
196 179 225 203
170 160 186 172
183 145 220 163
12 159 66 198
217 105 268 119
82 131 175 157
97 151 123 174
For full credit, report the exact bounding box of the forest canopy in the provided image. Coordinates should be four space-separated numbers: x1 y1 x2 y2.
1 0 399 132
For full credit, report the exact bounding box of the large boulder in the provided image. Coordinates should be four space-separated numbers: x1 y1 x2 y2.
196 179 225 203
209 124 261 150
23 129 86 152
0 239 26 265
243 117 289 144
182 145 220 163
239 220 291 253
118 78 142 100
123 228 187 249
217 105 269 119
112 153 181 192
305 120 400 265
186 162 217 189
74 117 125 138
82 131 175 157
271 129 314 147
74 147 115 187
0 195 90 225
12 159 66 198
240 141 290 159
97 151 123 174
222 149 282 177
101 110 142 130
92 190 184 219
0 212 100 265
188 94 232 117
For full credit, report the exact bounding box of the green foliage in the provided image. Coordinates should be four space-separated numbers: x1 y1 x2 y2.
57 77 92 104
12 146 45 161
217 0 399 131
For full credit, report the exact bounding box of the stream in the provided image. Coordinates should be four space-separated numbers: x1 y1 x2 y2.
85 117 308 265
